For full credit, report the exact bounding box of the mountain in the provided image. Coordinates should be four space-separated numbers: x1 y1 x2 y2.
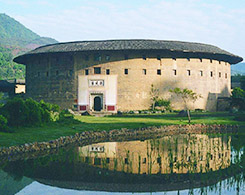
0 13 57 50
0 13 58 79
231 62 245 75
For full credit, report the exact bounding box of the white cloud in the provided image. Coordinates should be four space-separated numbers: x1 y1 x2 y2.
12 0 245 60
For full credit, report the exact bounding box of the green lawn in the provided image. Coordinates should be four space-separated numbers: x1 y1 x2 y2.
0 112 244 147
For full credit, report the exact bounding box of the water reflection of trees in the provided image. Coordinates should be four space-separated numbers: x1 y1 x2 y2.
78 134 231 175
0 132 244 194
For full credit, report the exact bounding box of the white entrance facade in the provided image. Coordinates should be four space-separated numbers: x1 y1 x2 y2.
78 75 117 113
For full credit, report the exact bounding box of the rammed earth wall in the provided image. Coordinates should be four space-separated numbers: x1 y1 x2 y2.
0 124 239 162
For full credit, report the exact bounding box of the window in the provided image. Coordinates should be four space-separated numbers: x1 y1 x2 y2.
187 70 191 76
157 55 161 60
142 158 146 164
106 69 110 75
187 58 190 61
200 70 203 76
172 58 176 61
173 69 177 75
219 72 221 78
85 69 89 75
94 54 101 61
124 69 128 75
106 55 110 61
84 55 89 61
106 158 110 164
56 70 59 76
142 55 146 60
157 69 161 75
142 69 147 75
124 54 129 60
94 67 101 74
219 61 221 64
46 71 49 77
210 59 213 63
200 58 203 62
225 73 228 78
210 71 213 77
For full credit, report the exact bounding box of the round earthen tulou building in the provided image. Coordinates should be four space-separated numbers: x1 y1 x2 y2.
14 39 243 113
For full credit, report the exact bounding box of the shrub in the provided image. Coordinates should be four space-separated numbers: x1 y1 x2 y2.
231 87 245 111
58 110 79 124
25 98 42 126
0 98 60 127
0 114 8 132
155 98 172 111
1 98 28 127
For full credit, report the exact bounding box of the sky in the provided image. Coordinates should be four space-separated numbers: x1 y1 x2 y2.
0 0 244 61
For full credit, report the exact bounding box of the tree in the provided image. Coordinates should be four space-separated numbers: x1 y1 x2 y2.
150 84 159 110
169 88 202 123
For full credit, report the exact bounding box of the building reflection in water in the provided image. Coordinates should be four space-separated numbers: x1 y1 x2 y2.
77 134 231 174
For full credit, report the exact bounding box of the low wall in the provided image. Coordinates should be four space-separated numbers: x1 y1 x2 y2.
0 124 239 162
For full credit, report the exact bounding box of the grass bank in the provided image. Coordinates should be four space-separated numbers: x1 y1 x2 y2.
0 112 244 147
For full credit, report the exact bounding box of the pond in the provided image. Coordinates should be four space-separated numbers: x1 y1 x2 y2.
0 133 244 195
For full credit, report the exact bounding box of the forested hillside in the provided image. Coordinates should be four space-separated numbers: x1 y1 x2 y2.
0 47 25 79
0 13 58 79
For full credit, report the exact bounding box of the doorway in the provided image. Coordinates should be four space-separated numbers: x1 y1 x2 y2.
94 96 102 111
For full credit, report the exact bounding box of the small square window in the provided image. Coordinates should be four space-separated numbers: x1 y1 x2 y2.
142 158 146 164
187 58 190 61
94 67 101 74
200 58 202 62
219 61 221 64
124 69 128 75
157 55 161 60
219 72 221 78
143 69 146 75
210 71 213 77
106 158 110 164
124 54 129 60
200 70 203 76
85 69 89 75
157 69 161 75
210 59 213 63
106 69 110 75
173 69 177 75
172 58 176 61
225 73 228 78
187 70 191 76
142 55 146 60
106 55 110 61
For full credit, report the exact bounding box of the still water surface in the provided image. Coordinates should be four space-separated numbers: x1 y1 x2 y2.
1 133 244 194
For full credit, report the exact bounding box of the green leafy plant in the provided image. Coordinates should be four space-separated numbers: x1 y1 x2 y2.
169 88 202 123
155 98 172 111
150 84 159 110
0 114 8 132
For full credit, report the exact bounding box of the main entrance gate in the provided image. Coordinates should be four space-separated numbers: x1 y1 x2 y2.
94 96 102 111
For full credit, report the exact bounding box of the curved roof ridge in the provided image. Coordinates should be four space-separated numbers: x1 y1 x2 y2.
14 39 243 64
